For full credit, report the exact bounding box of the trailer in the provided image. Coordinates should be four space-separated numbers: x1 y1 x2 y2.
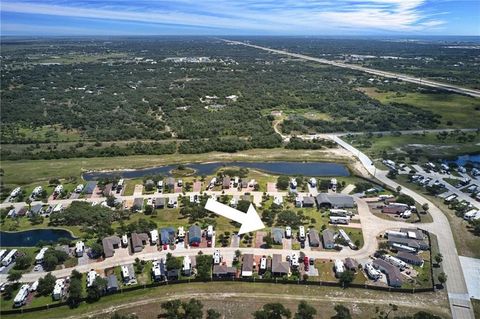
2 249 17 266
206 225 214 239
384 255 407 270
0 250 6 261
334 259 345 275
177 226 185 239
35 247 49 264
285 226 292 239
13 284 30 307
298 226 305 240
364 263 381 280
86 270 98 288
330 216 349 225
150 229 159 245
391 243 417 253
329 209 348 217
385 230 408 239
260 257 267 270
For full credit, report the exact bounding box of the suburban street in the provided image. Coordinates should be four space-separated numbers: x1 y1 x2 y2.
222 39 480 98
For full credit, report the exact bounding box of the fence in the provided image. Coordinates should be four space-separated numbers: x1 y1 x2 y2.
1 276 434 315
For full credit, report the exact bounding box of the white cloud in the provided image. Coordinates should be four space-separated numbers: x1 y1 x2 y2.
0 0 447 34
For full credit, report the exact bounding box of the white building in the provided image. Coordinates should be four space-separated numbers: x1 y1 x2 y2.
52 279 66 300
150 229 159 245
86 270 99 288
2 249 17 266
35 247 49 264
75 241 85 257
13 284 30 307
334 259 345 275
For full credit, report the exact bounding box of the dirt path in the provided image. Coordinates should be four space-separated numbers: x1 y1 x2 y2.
67 291 450 319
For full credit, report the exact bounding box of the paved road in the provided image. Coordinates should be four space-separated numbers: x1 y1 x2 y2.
0 196 414 283
222 39 480 98
330 135 475 319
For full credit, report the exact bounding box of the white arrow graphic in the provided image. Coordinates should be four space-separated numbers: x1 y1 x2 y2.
204 198 265 235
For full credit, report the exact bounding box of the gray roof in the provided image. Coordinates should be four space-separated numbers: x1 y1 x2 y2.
271 254 289 274
102 236 121 258
133 198 144 208
272 228 284 243
107 274 119 289
388 237 428 249
344 258 358 270
322 229 335 246
84 181 97 194
30 204 43 214
155 197 165 207
189 225 202 239
223 177 231 187
166 177 175 186
308 229 320 246
160 227 175 244
316 193 355 208
213 265 236 275
303 197 316 205
242 254 254 272
399 228 425 240
131 233 149 249
372 259 402 287
397 252 423 264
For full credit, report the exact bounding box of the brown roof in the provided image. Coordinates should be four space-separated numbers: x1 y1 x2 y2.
242 254 254 272
131 232 149 249
272 254 289 274
213 264 236 275
102 235 121 258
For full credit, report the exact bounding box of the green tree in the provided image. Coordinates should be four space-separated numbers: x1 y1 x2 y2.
90 242 104 258
196 254 212 280
67 278 83 308
276 176 290 190
434 253 443 265
37 273 57 296
339 270 355 286
182 298 204 319
7 270 22 283
161 299 182 319
166 253 182 271
253 303 292 319
331 305 351 319
13 255 33 270
206 309 221 319
438 272 447 287
294 301 316 319
87 277 107 302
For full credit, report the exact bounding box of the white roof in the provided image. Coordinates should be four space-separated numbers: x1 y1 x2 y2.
183 256 191 270
14 284 30 303
35 247 49 261
87 271 98 287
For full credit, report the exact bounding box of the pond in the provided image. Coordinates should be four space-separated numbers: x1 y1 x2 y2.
448 154 480 167
0 229 75 247
83 161 349 180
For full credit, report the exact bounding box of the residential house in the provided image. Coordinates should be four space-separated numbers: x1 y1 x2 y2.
84 181 97 195
272 228 284 244
166 269 180 281
388 237 428 250
396 252 424 266
188 225 202 246
308 229 320 247
132 198 144 212
322 229 335 249
155 197 165 209
213 264 236 278
271 254 290 277
131 233 149 253
372 259 403 287
242 254 254 277
102 236 122 258
106 274 119 293
29 204 44 215
160 227 176 245
166 177 175 190
303 196 316 208
222 177 231 189
316 193 355 209
344 258 359 272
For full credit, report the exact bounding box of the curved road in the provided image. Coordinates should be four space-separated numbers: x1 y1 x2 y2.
330 135 474 319
222 39 480 98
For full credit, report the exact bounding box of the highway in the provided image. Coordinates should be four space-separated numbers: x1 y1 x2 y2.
222 39 480 99
330 135 475 319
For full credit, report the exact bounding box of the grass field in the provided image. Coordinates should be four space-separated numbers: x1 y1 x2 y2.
359 88 480 128
345 131 480 160
1 282 450 319
0 148 351 186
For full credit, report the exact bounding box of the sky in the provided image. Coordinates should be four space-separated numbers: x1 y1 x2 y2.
1 0 479 36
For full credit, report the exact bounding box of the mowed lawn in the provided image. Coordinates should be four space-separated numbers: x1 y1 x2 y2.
360 87 480 128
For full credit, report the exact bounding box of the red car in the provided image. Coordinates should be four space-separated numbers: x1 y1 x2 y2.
304 257 309 271
163 244 168 250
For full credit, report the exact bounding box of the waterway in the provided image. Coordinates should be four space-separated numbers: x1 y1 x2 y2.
83 161 349 180
0 229 75 247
